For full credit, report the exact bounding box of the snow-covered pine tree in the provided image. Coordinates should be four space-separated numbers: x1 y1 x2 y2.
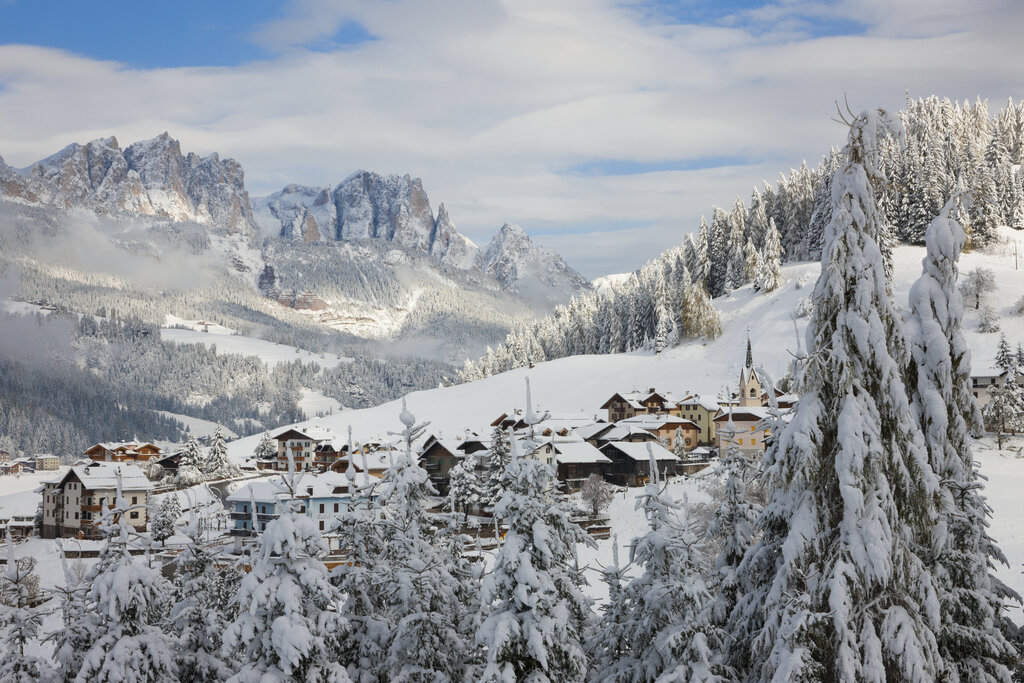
221 484 349 682
680 279 722 340
169 511 236 682
706 422 761 632
0 537 52 682
747 188 770 249
204 426 240 480
905 198 1019 681
76 473 177 683
47 546 96 683
995 333 1015 373
743 237 761 283
151 494 180 547
690 217 711 292
730 109 946 681
477 428 594 683
590 446 724 682
333 445 390 682
728 199 749 289
585 536 632 675
378 399 473 682
707 208 730 298
672 426 687 459
482 425 511 512
253 431 276 461
448 457 481 521
754 218 783 293
177 435 205 486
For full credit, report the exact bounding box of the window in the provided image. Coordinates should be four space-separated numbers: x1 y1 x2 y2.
74 512 78 520
131 496 138 504
738 439 744 445
334 503 339 513
319 521 325 531
242 504 248 514
319 503 325 514
129 511 139 519
750 388 756 398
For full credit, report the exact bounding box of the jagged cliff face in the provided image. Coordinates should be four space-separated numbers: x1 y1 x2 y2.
252 171 479 268
0 133 257 233
477 223 591 298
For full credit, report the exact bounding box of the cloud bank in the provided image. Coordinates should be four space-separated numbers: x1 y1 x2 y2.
0 0 1021 277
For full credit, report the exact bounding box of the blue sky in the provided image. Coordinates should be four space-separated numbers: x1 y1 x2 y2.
0 0 376 68
0 0 1019 276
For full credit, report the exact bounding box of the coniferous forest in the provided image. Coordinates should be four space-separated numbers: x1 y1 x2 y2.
462 96 1024 380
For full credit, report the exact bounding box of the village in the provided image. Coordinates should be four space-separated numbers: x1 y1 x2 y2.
5 335 1021 551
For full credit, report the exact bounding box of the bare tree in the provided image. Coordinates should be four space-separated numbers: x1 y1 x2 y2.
580 474 615 517
960 266 997 309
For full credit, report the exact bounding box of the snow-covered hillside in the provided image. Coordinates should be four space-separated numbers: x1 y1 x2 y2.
228 237 1024 452
226 239 1024 614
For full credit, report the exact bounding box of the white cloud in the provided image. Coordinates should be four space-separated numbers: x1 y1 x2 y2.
0 0 1021 277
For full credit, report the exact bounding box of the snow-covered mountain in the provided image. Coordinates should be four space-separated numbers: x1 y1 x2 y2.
252 172 477 269
0 133 256 233
477 223 590 302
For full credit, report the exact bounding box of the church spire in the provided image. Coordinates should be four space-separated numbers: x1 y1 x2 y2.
745 330 753 368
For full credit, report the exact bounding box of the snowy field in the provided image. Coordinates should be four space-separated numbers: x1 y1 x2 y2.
161 314 353 369
155 410 237 439
0 467 68 498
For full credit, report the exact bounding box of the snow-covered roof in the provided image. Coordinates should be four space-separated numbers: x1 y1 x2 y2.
596 424 658 442
296 471 354 499
572 422 614 441
677 394 722 411
552 441 611 464
226 479 286 504
273 425 336 442
618 414 696 429
713 407 771 422
601 441 678 462
49 462 153 491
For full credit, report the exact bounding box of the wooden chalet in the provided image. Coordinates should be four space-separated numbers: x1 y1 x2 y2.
599 441 678 487
551 441 611 490
419 436 463 495
84 440 162 464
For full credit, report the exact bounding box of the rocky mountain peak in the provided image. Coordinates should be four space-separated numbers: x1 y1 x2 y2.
0 132 257 234
478 223 590 300
253 171 479 268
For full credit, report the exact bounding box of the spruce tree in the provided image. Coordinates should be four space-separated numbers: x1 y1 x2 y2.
477 429 594 682
755 218 783 293
169 514 236 682
483 425 511 512
378 400 473 682
48 547 96 683
905 199 1019 681
76 474 177 683
730 110 946 681
222 487 348 682
177 435 205 486
590 447 723 682
205 426 240 480
0 538 52 682
706 425 761 632
151 494 181 547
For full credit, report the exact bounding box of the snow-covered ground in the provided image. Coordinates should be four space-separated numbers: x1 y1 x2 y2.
160 315 353 368
297 388 343 419
155 410 237 439
0 467 68 497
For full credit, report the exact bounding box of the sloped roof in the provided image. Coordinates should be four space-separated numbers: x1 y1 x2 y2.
677 394 722 411
601 441 677 462
552 441 611 464
50 463 153 491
